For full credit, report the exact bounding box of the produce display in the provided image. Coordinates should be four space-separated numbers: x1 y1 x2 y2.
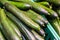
0 0 60 40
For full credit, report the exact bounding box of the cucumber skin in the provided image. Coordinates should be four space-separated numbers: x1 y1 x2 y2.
6 11 36 40
4 2 40 31
9 1 31 10
6 18 22 40
0 9 22 40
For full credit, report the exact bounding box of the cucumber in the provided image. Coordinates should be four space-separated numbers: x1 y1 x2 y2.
27 10 48 24
56 9 60 16
38 2 50 6
31 30 44 40
23 10 45 27
50 19 60 36
58 19 60 27
38 2 52 9
25 10 45 27
12 0 58 17
0 8 1 22
45 0 60 5
5 11 36 40
21 35 26 40
6 18 22 40
13 0 31 2
11 0 50 15
0 30 5 40
0 23 8 40
6 11 45 37
0 23 5 40
37 3 58 18
0 8 22 40
8 1 31 10
3 2 41 31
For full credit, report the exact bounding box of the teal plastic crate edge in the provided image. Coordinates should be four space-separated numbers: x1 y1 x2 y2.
47 23 60 40
42 15 60 40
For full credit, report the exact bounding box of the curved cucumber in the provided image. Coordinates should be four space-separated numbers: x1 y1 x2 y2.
13 0 58 17
6 18 22 40
0 31 5 40
37 3 58 18
25 10 45 27
0 8 22 40
37 2 52 9
57 9 60 16
4 2 40 31
38 2 49 6
5 11 36 40
8 1 31 10
50 19 60 36
45 0 60 5
27 10 48 24
31 30 44 40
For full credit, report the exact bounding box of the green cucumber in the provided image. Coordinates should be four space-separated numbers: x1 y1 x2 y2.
45 0 60 5
11 0 50 15
38 2 52 9
5 11 36 40
4 2 41 31
50 19 60 36
0 30 5 40
38 2 50 6
27 10 48 24
56 9 60 16
6 11 45 37
21 35 26 40
8 1 31 10
0 8 1 22
31 30 44 40
6 18 22 40
12 0 58 17
0 8 22 40
37 3 58 18
25 10 45 27
0 23 5 40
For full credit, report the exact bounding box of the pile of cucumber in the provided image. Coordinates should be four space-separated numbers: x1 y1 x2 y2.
0 0 60 40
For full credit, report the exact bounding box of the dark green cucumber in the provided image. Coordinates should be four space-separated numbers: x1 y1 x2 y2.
38 2 52 9
38 2 49 6
21 34 26 40
56 9 60 16
8 1 31 10
31 30 44 40
13 0 31 2
37 3 58 18
0 23 5 40
0 8 22 40
5 11 36 40
6 18 22 40
13 0 50 15
3 2 41 31
0 8 1 22
25 10 45 27
45 0 60 5
0 30 5 40
50 19 60 36
0 23 9 40
6 11 45 37
59 20 60 27
13 0 58 17
27 10 48 24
